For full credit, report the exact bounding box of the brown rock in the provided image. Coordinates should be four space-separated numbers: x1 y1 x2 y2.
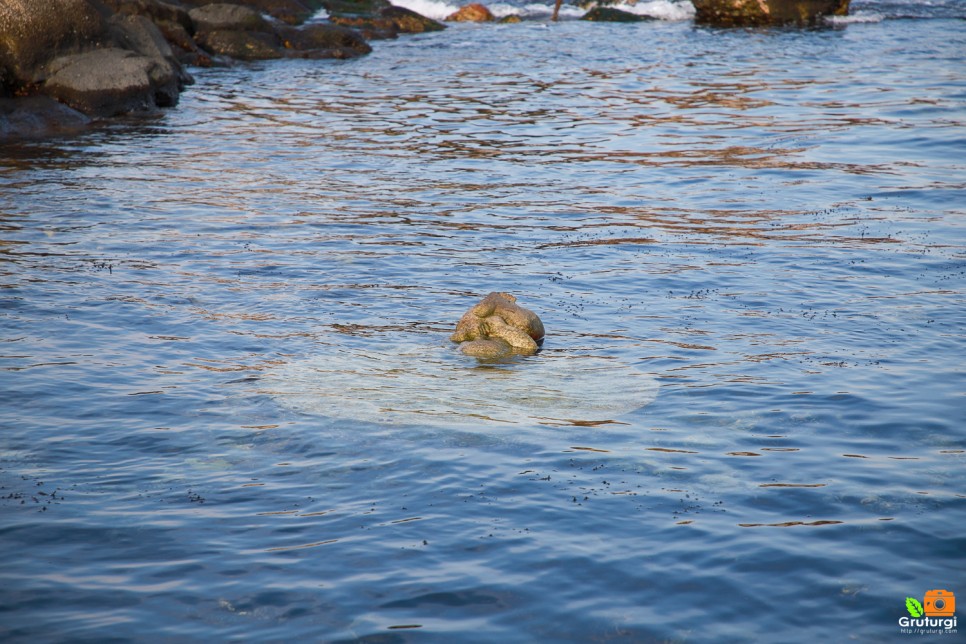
446 3 494 22
188 3 273 32
691 0 850 26
194 29 284 60
278 23 372 55
328 15 399 40
0 0 110 84
451 292 545 357
380 6 446 33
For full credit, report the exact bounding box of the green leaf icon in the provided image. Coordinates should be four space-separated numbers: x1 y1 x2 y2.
906 597 924 617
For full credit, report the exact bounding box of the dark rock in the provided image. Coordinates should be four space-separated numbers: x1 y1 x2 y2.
101 0 194 35
0 0 190 125
575 0 628 8
188 3 274 32
581 7 653 21
691 0 850 26
178 0 318 26
109 13 193 86
44 48 177 116
154 19 213 66
194 29 284 59
380 5 446 33
326 1 444 36
239 0 316 25
188 4 285 60
278 23 372 56
328 14 399 40
319 0 392 17
497 14 522 23
0 96 91 140
0 0 111 85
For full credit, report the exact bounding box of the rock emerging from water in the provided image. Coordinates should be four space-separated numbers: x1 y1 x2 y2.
451 292 545 359
691 0 850 26
581 7 654 22
446 3 495 22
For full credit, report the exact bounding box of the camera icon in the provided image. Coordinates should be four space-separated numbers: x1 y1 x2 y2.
924 589 956 617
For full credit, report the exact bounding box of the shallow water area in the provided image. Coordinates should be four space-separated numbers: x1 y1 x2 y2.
267 341 659 426
2 1 965 641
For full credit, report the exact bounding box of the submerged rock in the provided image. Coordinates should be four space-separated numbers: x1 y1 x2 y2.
451 292 545 358
266 344 660 427
0 96 91 140
446 3 495 22
691 0 850 26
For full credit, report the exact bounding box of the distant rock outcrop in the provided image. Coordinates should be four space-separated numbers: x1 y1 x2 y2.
691 0 850 26
446 3 495 22
325 0 446 38
581 7 654 21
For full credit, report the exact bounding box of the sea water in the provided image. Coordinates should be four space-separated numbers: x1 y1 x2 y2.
1 0 964 641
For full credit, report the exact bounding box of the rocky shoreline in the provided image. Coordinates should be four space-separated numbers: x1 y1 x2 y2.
0 0 849 141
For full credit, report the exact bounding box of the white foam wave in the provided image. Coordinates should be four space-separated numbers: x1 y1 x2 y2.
305 7 330 23
392 0 462 20
390 0 694 21
619 0 696 20
826 11 884 24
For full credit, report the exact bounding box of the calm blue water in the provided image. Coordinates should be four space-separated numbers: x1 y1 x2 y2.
2 1 965 641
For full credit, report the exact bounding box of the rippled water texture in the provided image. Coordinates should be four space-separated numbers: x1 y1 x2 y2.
1 3 965 642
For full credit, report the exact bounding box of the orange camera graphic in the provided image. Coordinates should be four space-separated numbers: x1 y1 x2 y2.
924 589 956 617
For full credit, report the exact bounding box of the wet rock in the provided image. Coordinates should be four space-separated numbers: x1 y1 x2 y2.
99 0 212 65
446 3 495 22
188 4 285 60
44 48 179 116
188 3 274 32
0 96 91 140
380 6 446 33
235 0 317 25
691 0 850 26
109 13 194 87
278 23 372 57
575 0 632 8
498 14 522 23
323 0 443 38
101 0 194 35
458 338 514 359
581 7 653 21
327 15 399 40
194 28 284 60
0 0 191 126
319 0 392 18
451 292 545 357
189 3 372 60
178 0 320 25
